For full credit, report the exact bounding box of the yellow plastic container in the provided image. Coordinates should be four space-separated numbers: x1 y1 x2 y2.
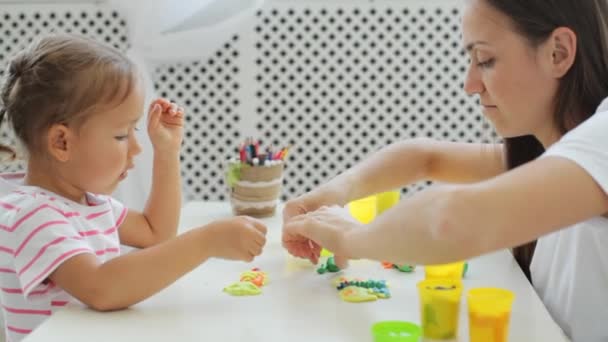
376 190 401 214
467 288 515 342
348 195 377 224
425 261 465 280
320 248 333 257
417 279 463 340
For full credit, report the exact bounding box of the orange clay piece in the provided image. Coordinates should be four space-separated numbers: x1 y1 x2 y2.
382 261 394 269
250 274 265 287
240 268 268 287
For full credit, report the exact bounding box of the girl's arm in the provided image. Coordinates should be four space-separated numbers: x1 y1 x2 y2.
118 99 183 248
49 216 267 311
119 152 181 248
345 156 608 264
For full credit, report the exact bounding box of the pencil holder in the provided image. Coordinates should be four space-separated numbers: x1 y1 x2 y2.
226 160 284 217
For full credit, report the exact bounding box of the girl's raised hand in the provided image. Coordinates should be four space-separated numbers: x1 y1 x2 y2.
147 98 184 154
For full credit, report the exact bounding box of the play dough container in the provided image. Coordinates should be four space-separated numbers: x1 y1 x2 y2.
467 288 515 342
372 321 422 342
417 279 463 340
348 195 377 224
425 261 465 280
376 190 401 214
320 248 333 257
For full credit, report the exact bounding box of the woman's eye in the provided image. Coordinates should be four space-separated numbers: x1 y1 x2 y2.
477 58 495 68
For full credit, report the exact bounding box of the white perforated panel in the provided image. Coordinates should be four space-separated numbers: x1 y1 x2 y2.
1 1 495 202
154 36 244 201
154 1 494 202
0 4 129 173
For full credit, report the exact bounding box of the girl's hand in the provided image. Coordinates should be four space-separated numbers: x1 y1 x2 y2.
205 216 268 262
283 205 360 268
147 98 184 154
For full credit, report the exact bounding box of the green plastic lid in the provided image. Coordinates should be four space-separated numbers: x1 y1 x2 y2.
371 321 421 342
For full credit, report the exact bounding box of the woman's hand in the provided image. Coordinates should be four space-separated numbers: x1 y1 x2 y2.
283 205 361 268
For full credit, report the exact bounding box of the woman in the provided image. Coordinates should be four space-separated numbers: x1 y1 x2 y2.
282 1 608 341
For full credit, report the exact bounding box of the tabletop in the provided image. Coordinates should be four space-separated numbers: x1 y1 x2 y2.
25 201 569 342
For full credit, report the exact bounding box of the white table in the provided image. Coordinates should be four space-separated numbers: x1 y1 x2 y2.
26 202 569 342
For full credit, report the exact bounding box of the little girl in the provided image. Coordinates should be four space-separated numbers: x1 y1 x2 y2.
0 34 267 342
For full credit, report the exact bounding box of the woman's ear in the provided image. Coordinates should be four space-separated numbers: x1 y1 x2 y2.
47 124 73 162
546 27 577 78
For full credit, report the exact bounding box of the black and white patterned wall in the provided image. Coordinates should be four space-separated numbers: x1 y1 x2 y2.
1 1 494 202
154 2 494 201
154 35 244 201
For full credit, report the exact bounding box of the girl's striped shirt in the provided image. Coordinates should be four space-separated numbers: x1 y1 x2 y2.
0 178 125 342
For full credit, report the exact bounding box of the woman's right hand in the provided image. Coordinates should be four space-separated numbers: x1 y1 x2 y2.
205 216 267 262
282 188 344 264
283 205 359 268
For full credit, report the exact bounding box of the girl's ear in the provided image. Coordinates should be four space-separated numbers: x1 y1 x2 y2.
545 27 577 78
47 124 74 162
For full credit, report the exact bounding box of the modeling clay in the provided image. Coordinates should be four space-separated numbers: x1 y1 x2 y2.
394 264 415 272
223 281 261 296
382 261 415 272
317 256 341 274
339 286 379 302
224 268 268 296
332 276 391 302
240 269 268 287
381 261 394 269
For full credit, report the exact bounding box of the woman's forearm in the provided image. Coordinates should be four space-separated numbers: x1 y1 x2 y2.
317 138 433 205
344 185 472 265
344 156 608 265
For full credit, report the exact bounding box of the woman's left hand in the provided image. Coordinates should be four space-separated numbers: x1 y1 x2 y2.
147 98 184 154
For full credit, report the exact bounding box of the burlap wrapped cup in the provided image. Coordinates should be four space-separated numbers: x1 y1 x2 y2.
226 160 284 217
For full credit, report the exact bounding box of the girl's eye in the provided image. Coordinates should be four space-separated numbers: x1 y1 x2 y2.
115 126 140 141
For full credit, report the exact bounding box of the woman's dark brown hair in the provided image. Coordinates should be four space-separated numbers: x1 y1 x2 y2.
0 34 137 160
484 0 608 281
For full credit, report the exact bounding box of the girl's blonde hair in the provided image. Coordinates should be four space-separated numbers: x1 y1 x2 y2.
0 34 137 160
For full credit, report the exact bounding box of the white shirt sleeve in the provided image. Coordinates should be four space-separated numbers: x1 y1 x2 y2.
101 195 128 228
543 110 608 195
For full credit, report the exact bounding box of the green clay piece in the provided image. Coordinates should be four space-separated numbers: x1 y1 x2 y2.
326 256 340 272
394 264 415 273
225 162 242 187
463 262 469 277
317 256 340 274
223 281 261 296
327 265 340 273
